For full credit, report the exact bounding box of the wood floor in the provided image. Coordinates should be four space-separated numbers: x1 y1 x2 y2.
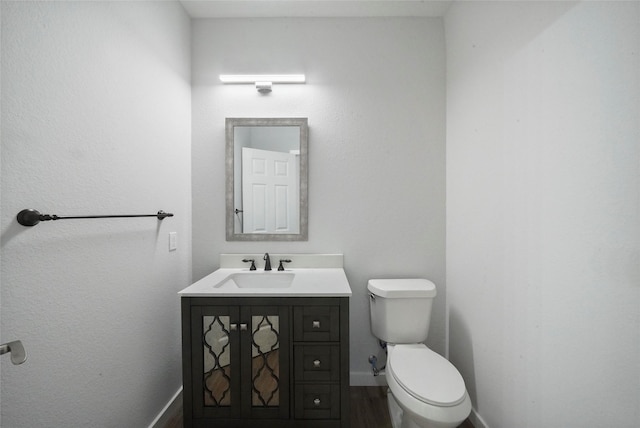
165 386 473 428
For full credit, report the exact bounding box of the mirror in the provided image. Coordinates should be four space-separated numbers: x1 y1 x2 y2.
226 118 308 241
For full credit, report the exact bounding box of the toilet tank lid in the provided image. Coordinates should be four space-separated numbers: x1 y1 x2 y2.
367 279 437 298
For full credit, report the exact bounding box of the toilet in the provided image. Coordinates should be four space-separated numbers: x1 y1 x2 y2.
368 279 471 428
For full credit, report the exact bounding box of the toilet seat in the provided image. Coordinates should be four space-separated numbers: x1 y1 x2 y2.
388 344 467 407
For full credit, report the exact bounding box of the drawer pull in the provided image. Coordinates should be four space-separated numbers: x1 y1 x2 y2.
313 359 321 368
313 398 321 406
312 320 321 329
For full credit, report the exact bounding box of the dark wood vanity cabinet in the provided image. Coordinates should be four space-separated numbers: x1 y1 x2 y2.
181 296 349 428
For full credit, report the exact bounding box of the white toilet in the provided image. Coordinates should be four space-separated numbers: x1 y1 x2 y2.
368 278 471 428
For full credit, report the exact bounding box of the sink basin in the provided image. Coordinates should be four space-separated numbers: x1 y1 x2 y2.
215 272 295 289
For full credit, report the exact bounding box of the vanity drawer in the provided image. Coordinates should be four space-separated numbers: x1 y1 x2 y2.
293 305 340 342
294 344 340 382
294 384 340 420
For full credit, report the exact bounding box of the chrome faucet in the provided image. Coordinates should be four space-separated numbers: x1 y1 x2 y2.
263 253 272 271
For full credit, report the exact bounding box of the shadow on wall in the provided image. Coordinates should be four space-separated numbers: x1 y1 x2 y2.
449 307 477 408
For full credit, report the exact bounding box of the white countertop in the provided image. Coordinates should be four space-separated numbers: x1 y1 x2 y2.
178 267 352 297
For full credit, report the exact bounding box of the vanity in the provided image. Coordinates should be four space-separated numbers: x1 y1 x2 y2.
179 254 351 428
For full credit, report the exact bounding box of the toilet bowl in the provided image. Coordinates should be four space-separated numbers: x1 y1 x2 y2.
368 279 472 428
385 344 471 428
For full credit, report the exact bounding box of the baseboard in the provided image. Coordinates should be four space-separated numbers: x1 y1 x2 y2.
350 370 388 387
148 386 183 428
469 407 489 428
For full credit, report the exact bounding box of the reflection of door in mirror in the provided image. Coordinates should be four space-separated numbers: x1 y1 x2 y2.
226 118 308 241
241 148 299 234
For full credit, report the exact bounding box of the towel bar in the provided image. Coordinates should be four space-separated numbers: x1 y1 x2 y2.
17 209 174 227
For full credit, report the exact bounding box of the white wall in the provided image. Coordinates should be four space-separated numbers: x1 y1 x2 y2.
0 2 3 421
191 17 447 382
446 2 640 427
0 2 191 427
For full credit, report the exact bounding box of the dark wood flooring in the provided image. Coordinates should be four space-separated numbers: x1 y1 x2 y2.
164 386 474 428
350 386 393 428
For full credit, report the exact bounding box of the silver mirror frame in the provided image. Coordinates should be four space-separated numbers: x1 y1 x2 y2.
225 117 308 241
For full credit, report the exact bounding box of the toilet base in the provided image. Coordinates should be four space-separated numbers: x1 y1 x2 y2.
388 390 428 428
387 388 467 428
387 388 403 428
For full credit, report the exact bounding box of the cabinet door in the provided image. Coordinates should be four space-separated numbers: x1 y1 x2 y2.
192 306 241 418
241 305 290 420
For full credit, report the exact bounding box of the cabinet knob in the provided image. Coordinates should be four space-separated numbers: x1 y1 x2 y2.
312 320 320 329
229 323 237 331
313 398 321 406
240 323 248 331
313 359 321 368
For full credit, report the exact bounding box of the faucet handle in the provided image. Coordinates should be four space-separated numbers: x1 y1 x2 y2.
278 259 292 271
242 259 256 270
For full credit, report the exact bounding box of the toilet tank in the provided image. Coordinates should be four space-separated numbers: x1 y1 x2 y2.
368 279 437 344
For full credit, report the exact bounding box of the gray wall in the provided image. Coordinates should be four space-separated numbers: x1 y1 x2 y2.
1 1 192 426
191 17 446 383
446 2 640 427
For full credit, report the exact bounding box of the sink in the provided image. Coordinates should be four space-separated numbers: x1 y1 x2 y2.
179 261 353 297
215 272 295 289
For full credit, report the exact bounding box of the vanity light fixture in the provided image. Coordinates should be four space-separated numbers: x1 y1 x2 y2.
219 74 306 94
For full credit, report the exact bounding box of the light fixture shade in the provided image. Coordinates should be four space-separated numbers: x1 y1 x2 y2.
219 74 306 84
